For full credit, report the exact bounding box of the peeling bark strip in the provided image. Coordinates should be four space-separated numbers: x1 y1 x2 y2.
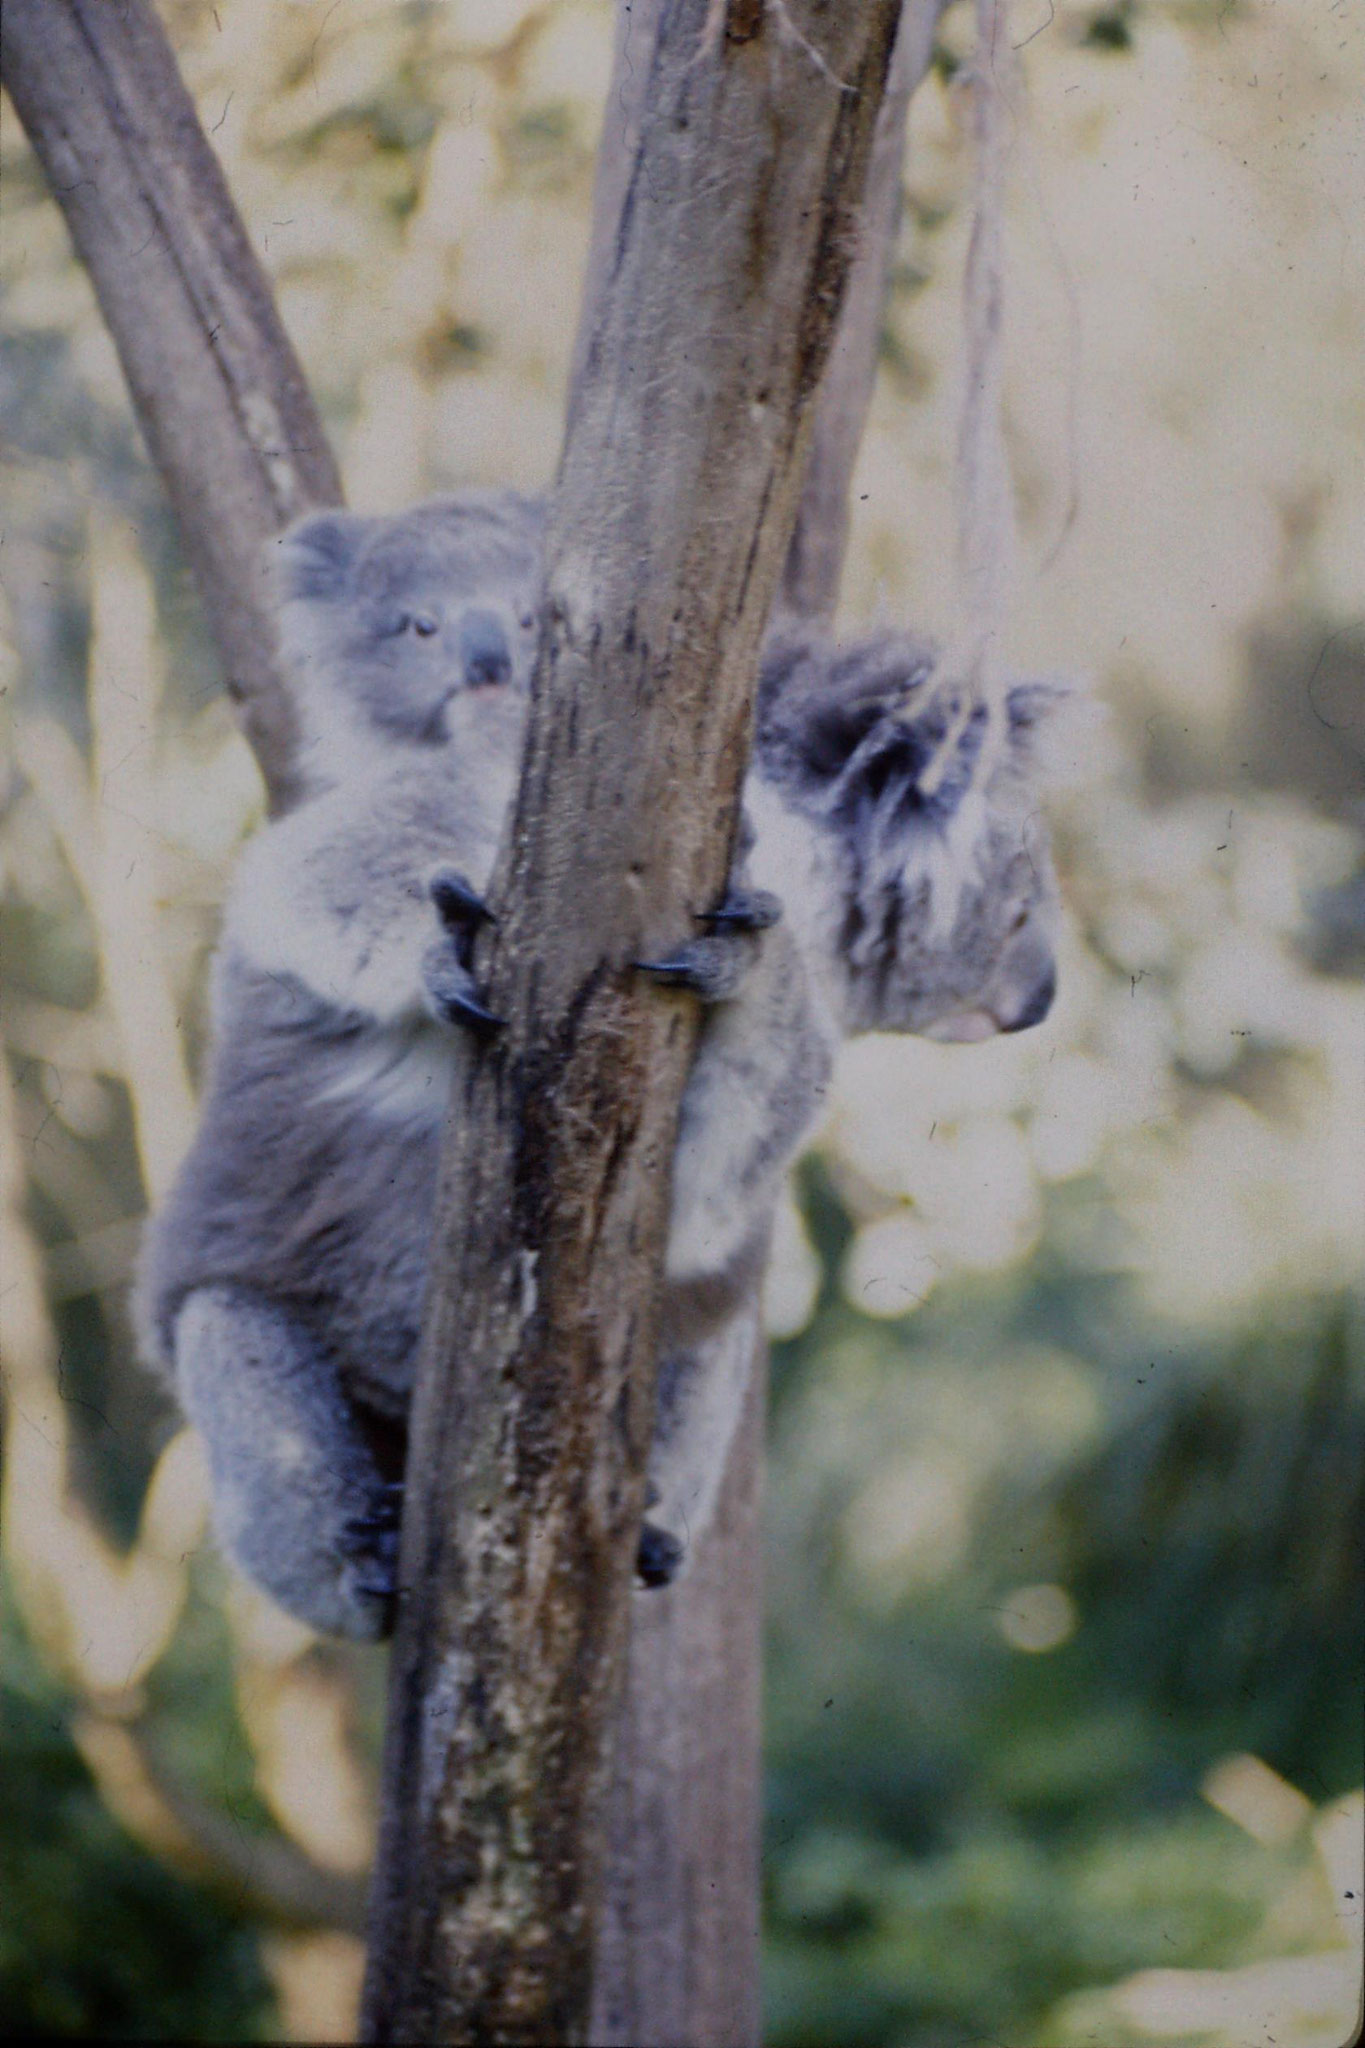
361 3 904 2040
0 0 341 815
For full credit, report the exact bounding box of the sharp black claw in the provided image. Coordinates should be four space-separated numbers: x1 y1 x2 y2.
635 1522 685 1590
700 888 783 933
350 1570 397 1600
443 992 505 1035
634 956 697 985
430 871 497 931
341 1484 405 1564
342 1509 396 1539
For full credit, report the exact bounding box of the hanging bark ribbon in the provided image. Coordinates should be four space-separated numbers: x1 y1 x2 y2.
916 0 1018 800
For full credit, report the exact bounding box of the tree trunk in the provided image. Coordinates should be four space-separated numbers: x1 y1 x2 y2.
7 3 945 2036
0 0 341 815
591 1318 766 2047
584 7 947 2042
359 6 904 2040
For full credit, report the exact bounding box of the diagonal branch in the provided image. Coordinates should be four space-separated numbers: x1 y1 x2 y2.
360 4 904 2038
782 0 951 624
0 0 341 813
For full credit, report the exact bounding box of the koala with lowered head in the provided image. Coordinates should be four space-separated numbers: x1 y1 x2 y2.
136 491 1061 1640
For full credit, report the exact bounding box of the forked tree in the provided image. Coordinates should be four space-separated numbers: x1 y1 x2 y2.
2 0 950 2037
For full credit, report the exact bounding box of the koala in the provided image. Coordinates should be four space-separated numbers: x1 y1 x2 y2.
135 491 1062 1641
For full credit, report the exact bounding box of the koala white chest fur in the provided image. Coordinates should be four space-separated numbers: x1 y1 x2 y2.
136 491 1062 1640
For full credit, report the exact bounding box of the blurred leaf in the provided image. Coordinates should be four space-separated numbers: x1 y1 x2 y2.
0 1587 274 2041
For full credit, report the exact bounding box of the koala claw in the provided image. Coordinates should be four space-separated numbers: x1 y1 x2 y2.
636 884 781 1002
442 990 505 1036
340 1514 399 1566
636 952 704 983
430 869 497 938
348 1567 399 1604
342 1505 399 1543
635 935 752 1005
635 1521 685 1589
338 1485 403 1614
422 938 504 1035
700 886 783 934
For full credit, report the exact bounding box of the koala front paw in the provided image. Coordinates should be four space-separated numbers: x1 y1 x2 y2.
635 1520 685 1589
430 869 497 946
423 869 503 1033
635 888 783 1004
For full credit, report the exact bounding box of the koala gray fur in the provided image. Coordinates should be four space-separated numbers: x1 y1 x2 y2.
135 491 1062 1641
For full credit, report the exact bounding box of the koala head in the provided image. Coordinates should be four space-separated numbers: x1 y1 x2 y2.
756 631 1065 1042
274 492 545 782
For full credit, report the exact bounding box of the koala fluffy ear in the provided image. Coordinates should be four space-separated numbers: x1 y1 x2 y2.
1007 677 1106 791
1006 680 1070 734
274 510 370 604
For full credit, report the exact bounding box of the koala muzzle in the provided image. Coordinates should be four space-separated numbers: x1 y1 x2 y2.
459 609 513 689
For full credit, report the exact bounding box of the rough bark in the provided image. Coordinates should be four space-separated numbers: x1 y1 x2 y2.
584 6 946 2041
359 6 904 2041
0 0 341 815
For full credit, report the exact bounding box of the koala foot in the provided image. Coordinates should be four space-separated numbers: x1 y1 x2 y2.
338 1479 404 1604
423 870 503 1034
636 888 783 1003
173 1287 407 1641
635 1520 685 1589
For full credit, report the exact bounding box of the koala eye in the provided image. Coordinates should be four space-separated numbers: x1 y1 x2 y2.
1008 907 1031 936
409 613 440 638
519 613 535 632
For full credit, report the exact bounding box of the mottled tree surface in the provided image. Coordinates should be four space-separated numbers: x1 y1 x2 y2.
584 5 947 2040
360 4 905 2039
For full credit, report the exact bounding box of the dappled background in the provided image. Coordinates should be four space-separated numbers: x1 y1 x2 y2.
1 1 1361 2041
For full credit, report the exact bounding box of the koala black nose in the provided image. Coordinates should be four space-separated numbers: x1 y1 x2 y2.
460 609 512 689
1002 964 1056 1033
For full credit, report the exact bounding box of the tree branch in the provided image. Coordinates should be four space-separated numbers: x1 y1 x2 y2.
360 5 904 2039
575 0 948 634
125 1722 370 1936
0 0 341 813
781 0 951 624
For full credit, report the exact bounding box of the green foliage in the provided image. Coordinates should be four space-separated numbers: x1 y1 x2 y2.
0 1593 274 2041
1083 5 1138 53
2 2 1360 2040
763 1170 1362 2045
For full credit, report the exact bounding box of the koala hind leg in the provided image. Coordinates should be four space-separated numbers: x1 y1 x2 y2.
173 1285 398 1641
641 1296 762 1587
